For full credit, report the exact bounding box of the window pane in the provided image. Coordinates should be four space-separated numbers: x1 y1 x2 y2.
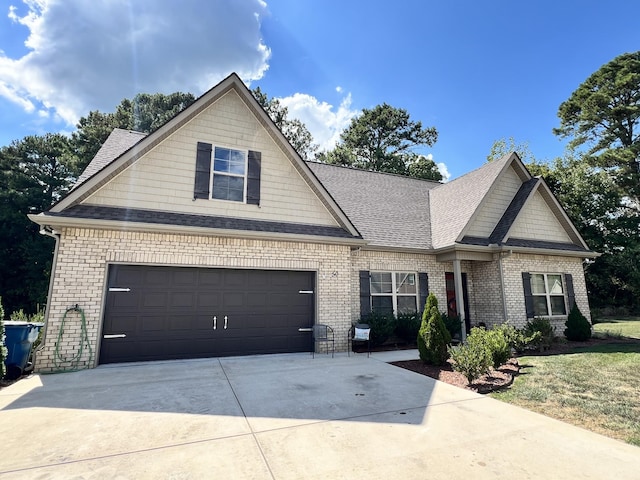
533 296 549 316
214 158 229 172
550 296 566 315
371 272 392 294
547 275 564 295
372 296 393 315
212 174 244 202
395 273 416 294
397 296 417 314
214 147 230 161
531 274 547 294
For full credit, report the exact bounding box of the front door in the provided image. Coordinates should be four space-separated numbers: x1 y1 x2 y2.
445 272 471 334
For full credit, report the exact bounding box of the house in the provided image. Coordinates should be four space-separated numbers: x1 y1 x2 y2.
29 73 597 370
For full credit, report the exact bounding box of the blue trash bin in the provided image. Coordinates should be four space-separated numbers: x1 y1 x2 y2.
3 321 44 380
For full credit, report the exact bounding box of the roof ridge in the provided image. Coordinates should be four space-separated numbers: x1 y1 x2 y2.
304 160 442 185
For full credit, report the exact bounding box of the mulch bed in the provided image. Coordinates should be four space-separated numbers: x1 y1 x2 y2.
388 336 640 394
391 357 520 394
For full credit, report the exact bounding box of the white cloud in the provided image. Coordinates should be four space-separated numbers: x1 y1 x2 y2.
278 92 358 152
437 162 451 182
0 0 270 126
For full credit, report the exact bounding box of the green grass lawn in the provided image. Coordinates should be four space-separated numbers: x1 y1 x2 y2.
593 317 640 339
490 341 640 446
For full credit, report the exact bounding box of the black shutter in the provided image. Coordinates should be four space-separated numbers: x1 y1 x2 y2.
418 272 429 314
194 142 212 199
565 273 575 310
522 272 534 318
247 150 261 205
359 270 371 318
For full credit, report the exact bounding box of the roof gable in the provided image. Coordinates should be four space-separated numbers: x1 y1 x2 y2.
429 152 524 249
49 73 360 238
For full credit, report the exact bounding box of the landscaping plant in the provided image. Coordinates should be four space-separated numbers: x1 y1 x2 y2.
441 312 462 340
364 311 396 346
525 317 555 350
395 312 421 343
495 322 541 353
485 327 510 368
418 294 451 365
564 304 592 341
448 327 492 383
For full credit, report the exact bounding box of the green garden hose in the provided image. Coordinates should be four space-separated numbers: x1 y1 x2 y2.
52 305 94 373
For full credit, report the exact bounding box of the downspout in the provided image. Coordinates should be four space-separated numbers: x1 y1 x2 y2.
498 249 513 324
33 225 61 369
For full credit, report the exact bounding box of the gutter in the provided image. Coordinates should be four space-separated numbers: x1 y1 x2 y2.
33 225 61 368
28 214 368 248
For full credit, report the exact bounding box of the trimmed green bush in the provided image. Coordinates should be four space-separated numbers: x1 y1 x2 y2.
1 297 7 380
494 322 541 354
525 317 555 350
485 328 510 368
564 304 592 341
395 312 421 343
418 294 451 365
364 311 396 346
448 327 492 383
441 313 462 340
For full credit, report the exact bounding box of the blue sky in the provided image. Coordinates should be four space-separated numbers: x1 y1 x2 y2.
1 1 638 180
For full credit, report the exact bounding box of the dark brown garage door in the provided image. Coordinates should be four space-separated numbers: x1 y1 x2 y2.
99 265 315 364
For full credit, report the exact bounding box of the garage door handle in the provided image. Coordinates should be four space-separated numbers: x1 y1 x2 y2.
213 316 217 330
103 334 126 339
298 328 312 332
109 288 131 292
224 316 228 329
298 290 313 294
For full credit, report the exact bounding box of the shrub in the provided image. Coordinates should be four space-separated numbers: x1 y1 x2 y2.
9 309 29 322
395 312 421 343
441 313 462 340
0 297 6 380
525 317 555 350
417 294 441 360
485 328 510 368
364 311 396 346
448 327 492 383
419 294 452 365
494 322 541 353
564 304 592 341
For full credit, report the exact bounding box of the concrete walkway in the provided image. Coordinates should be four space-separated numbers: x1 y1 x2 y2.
1 351 638 479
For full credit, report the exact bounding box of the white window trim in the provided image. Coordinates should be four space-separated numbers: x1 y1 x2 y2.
209 145 248 203
370 271 418 315
531 272 567 317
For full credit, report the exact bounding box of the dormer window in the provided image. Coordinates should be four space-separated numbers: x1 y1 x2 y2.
212 147 246 202
194 142 261 205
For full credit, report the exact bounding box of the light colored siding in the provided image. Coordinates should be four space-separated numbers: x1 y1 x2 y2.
35 227 352 372
84 90 339 227
465 165 522 238
508 191 571 242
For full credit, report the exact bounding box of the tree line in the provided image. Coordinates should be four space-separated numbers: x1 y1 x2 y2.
1 51 638 316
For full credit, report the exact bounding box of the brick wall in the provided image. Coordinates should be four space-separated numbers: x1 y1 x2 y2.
501 252 591 331
36 228 352 371
350 250 448 321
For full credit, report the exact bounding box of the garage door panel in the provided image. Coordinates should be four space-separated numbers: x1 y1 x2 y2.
100 265 315 364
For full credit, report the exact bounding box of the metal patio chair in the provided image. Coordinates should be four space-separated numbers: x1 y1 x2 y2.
312 324 335 358
348 323 371 357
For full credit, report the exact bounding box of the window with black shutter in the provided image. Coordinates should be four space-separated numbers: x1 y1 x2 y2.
193 143 261 204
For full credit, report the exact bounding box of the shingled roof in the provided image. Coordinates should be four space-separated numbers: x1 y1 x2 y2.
429 153 515 249
307 162 439 249
74 129 147 188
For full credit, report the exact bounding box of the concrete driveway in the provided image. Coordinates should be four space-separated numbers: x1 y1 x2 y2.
1 351 638 479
